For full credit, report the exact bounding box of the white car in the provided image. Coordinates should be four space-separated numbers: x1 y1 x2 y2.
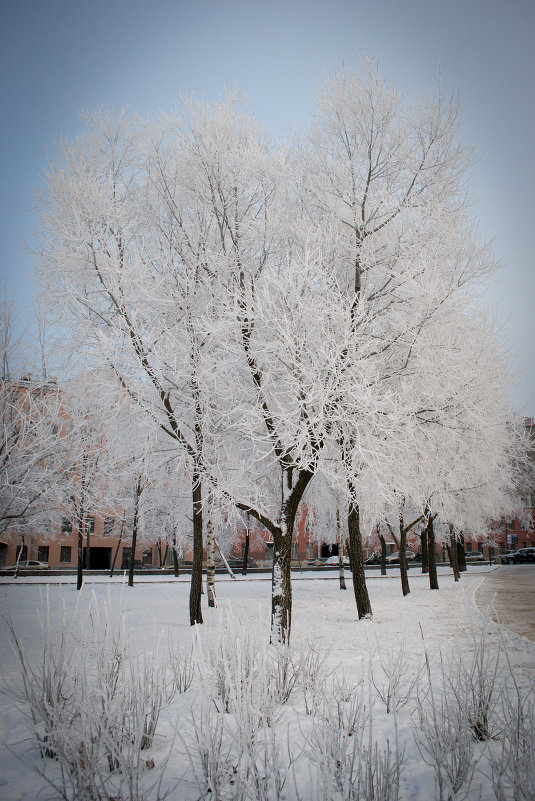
385 550 415 565
324 555 350 566
1 560 49 570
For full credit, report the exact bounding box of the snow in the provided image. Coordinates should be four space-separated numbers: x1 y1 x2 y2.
0 566 533 800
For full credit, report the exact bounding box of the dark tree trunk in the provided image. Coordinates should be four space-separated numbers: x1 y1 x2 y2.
172 531 180 577
271 525 292 644
398 515 410 596
449 526 460 581
427 514 439 590
336 507 347 590
85 528 91 571
242 521 250 576
128 477 142 588
420 529 429 573
347 498 372 618
267 466 314 643
457 533 467 572
378 532 387 576
77 527 83 591
190 473 203 625
109 523 124 578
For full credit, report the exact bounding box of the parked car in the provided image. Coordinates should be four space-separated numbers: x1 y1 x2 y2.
1 560 49 571
500 550 517 564
511 548 535 564
385 550 415 565
464 551 485 562
324 555 350 566
364 554 381 566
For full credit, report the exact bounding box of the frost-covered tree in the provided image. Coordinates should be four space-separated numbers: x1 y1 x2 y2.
55 378 121 590
0 286 64 545
34 62 527 643
35 110 215 622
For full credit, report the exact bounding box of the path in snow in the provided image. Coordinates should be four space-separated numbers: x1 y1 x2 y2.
476 564 535 641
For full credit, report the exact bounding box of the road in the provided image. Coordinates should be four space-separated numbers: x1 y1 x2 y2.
476 564 535 642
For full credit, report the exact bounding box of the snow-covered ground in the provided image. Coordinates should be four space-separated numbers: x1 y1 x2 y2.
0 566 533 800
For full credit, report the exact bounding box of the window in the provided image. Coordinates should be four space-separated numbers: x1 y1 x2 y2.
61 517 72 533
60 546 71 563
37 546 49 563
466 543 472 553
103 517 114 535
291 542 299 559
122 547 132 569
85 517 95 534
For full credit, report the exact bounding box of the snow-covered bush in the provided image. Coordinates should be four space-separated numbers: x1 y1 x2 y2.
5 592 184 801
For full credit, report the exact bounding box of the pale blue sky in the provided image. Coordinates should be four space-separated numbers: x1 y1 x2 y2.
1 0 534 413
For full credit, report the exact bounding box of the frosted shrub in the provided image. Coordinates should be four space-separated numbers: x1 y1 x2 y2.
371 637 423 714
185 694 234 800
6 592 176 801
167 635 194 696
299 639 331 715
305 678 403 801
489 682 535 801
414 652 477 801
413 615 510 801
462 618 503 742
195 610 301 725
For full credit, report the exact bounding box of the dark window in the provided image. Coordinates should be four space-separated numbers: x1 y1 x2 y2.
60 546 71 563
122 547 131 569
61 517 72 533
466 543 472 552
103 517 114 535
37 546 49 563
86 517 95 534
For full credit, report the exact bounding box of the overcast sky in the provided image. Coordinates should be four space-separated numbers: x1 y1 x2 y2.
1 0 534 414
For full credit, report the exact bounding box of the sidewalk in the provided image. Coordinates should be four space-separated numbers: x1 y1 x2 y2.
476 565 535 642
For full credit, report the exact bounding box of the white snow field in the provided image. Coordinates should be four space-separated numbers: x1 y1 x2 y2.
0 566 533 801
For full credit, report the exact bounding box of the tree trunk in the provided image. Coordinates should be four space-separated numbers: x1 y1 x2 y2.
269 466 314 644
13 537 24 579
457 532 467 572
109 520 124 577
85 525 91 571
427 514 439 590
420 529 429 574
128 477 142 588
271 524 292 644
76 527 83 591
190 472 203 625
378 532 387 576
347 497 372 618
449 525 460 582
206 500 216 607
172 530 180 577
399 514 410 597
242 514 250 576
336 505 347 590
